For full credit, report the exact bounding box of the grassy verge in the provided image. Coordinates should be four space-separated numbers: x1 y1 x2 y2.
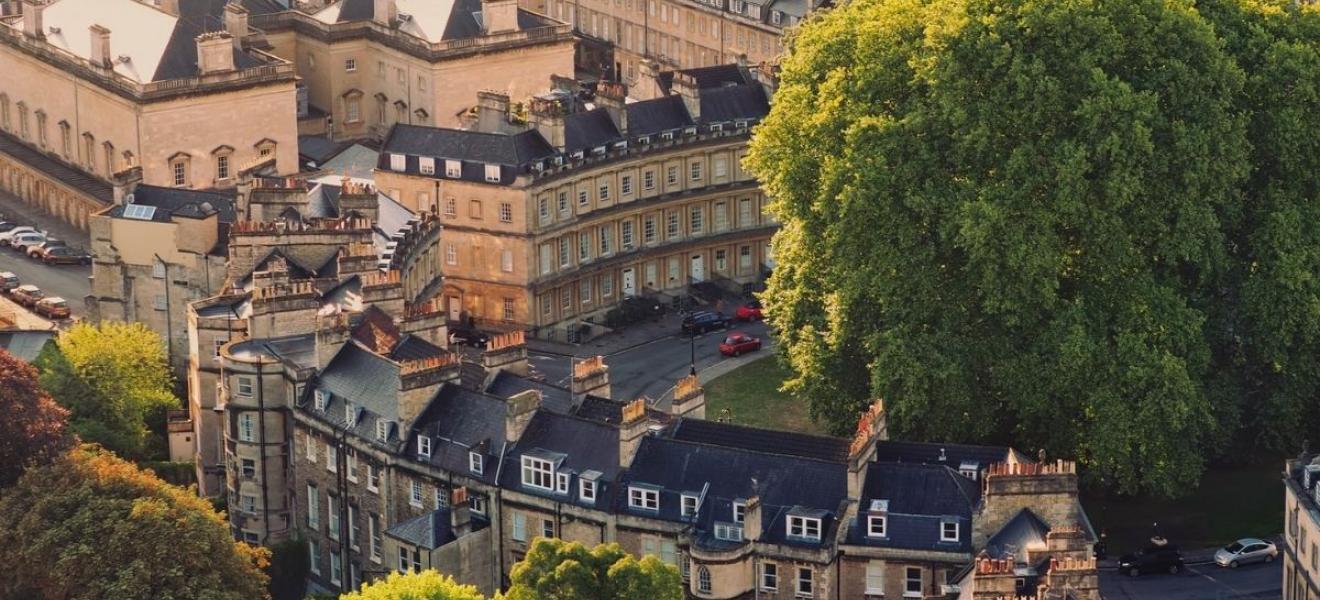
703 355 825 436
1081 460 1285 555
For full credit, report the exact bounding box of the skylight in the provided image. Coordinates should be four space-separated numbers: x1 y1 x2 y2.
122 203 157 221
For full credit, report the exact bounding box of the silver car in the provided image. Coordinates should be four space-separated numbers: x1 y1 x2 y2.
1214 538 1277 568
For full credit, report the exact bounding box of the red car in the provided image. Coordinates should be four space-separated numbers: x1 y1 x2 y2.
735 300 764 321
719 332 763 357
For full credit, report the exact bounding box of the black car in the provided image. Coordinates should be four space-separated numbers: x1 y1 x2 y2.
448 326 490 348
681 311 732 335
1119 545 1184 577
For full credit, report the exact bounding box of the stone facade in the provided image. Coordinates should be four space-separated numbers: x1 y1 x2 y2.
1285 455 1320 600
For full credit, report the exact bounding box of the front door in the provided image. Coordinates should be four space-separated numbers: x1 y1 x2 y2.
690 254 705 282
622 268 636 297
448 296 461 321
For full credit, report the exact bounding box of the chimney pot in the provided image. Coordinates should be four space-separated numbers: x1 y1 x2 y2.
196 32 236 74
224 2 249 47
481 0 519 34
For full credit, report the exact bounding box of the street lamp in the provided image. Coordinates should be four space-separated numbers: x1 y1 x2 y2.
689 332 696 376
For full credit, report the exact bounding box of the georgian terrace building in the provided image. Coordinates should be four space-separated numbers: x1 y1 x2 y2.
0 0 300 230
373 64 776 339
1284 454 1320 600
213 311 1100 598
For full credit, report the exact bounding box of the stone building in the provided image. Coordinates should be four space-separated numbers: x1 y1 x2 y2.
373 64 777 338
251 0 576 136
1284 453 1320 600
0 0 300 230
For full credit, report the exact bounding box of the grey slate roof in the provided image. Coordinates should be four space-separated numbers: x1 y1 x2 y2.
0 130 111 205
564 109 621 153
698 84 769 124
0 330 55 362
411 385 507 485
624 95 693 137
499 411 622 508
385 508 489 549
669 418 851 463
658 64 752 93
847 462 980 553
328 0 557 40
379 126 555 185
869 440 1012 470
984 509 1051 560
153 0 275 81
112 185 237 224
317 341 404 424
485 370 573 414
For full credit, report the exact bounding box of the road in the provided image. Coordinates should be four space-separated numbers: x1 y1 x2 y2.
530 320 773 403
1100 561 1280 600
0 190 92 318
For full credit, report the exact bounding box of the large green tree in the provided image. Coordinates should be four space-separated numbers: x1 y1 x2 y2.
0 445 269 599
499 538 681 600
36 322 178 460
748 0 1320 497
340 571 484 600
0 349 74 488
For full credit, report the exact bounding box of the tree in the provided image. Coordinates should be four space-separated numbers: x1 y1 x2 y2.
0 445 269 599
340 571 484 600
0 349 73 488
744 0 1320 497
36 322 178 460
500 538 681 600
268 538 311 600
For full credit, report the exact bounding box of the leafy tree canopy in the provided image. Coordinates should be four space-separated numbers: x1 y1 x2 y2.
340 571 483 600
36 322 178 460
499 538 681 600
0 348 73 488
0 445 269 599
747 0 1320 496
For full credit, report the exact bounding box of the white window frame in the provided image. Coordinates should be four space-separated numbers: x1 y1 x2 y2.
305 433 317 462
367 464 379 493
500 201 513 223
698 566 712 593
555 472 570 494
941 520 959 542
389 153 406 171
796 567 814 597
344 57 357 72
484 164 501 182
325 443 337 473
376 420 390 442
629 486 659 511
368 513 382 563
237 413 256 442
521 456 555 491
866 562 885 595
410 480 423 507
445 160 461 178
235 376 253 397
308 539 320 575
904 567 922 597
580 478 597 503
470 451 484 474
419 157 436 175
512 512 527 541
761 562 777 591
869 515 887 537
306 484 319 529
314 389 328 411
733 501 746 524
787 515 821 541
417 435 432 457
681 494 699 518
501 249 514 273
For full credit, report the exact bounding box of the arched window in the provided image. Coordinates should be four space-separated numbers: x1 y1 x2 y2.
697 566 711 594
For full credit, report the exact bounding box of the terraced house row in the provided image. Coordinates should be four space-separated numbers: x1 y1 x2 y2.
373 63 777 338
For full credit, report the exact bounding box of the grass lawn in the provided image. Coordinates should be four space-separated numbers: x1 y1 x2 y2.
1081 460 1285 555
704 355 826 436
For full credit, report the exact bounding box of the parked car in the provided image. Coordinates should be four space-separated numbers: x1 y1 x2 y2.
1214 538 1277 568
719 332 763 357
0 221 19 233
1119 545 1184 577
0 226 38 246
33 297 71 320
0 271 18 292
26 238 67 259
9 232 46 253
448 326 490 348
10 284 44 307
40 246 92 265
735 299 764 321
681 311 732 335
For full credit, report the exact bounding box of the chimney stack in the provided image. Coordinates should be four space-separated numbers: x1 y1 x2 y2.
21 0 44 40
224 2 249 47
595 81 628 135
671 72 700 122
88 24 112 69
112 166 144 205
476 90 511 133
481 0 519 34
373 0 397 26
634 59 665 100
157 0 179 16
197 32 235 74
743 496 762 542
530 95 568 150
505 389 541 443
618 398 649 468
450 487 473 537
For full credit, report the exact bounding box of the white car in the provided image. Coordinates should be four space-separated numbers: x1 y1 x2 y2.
9 232 46 252
0 226 37 246
1214 538 1277 568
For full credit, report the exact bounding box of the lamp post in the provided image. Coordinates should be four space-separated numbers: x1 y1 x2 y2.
689 331 696 376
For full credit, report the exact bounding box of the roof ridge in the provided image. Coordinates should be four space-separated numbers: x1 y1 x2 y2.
655 433 848 466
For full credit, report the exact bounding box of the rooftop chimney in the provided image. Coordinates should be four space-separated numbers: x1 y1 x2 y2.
196 32 235 74
88 24 111 69
476 90 511 133
634 59 665 100
618 398 649 468
450 487 473 537
743 496 762 542
374 0 397 26
529 95 568 150
158 0 179 16
21 0 44 40
595 81 628 135
224 2 249 47
505 389 540 443
481 0 519 34
671 72 700 122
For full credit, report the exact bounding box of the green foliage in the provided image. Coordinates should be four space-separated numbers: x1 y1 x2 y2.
0 445 270 599
747 0 1320 497
36 322 179 460
268 538 310 600
499 538 681 600
340 571 484 600
0 349 73 488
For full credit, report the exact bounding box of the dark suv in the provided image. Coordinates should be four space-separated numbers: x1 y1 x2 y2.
1119 545 1184 577
681 311 731 335
448 326 490 348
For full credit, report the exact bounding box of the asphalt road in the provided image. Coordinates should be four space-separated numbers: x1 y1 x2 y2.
0 191 92 319
1099 560 1281 600
530 320 773 403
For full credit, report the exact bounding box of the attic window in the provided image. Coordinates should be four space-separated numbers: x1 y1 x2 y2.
736 120 749 129
714 523 743 542
417 435 431 458
638 135 651 145
314 389 328 411
389 153 406 172
786 515 821 542
680 494 699 518
959 461 979 480
661 132 674 141
484 164 501 182
521 456 554 491
343 401 355 424
580 478 597 504
733 501 746 524
771 10 781 24
867 515 887 538
628 486 659 511
710 123 724 133
941 520 959 542
469 451 484 474
419 157 435 175
445 160 461 178
375 420 391 442
555 472 570 494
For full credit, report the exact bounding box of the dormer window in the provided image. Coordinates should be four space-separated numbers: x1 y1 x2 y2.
959 461 979 479
419 157 435 175
555 472 570 494
484 164 501 183
417 435 431 458
714 523 744 542
314 389 328 411
375 420 391 442
941 520 960 542
680 494 699 518
389 153 405 171
787 515 821 542
521 456 554 491
445 160 461 178
580 478 597 504
469 452 484 474
868 515 887 538
343 401 355 424
628 486 659 511
638 135 651 145
733 501 746 524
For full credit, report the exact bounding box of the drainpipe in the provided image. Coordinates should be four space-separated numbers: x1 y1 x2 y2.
256 359 271 543
156 254 174 370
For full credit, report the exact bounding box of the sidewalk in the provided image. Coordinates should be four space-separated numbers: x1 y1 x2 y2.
526 313 685 358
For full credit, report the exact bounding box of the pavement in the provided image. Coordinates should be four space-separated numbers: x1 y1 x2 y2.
0 189 92 319
1099 559 1280 600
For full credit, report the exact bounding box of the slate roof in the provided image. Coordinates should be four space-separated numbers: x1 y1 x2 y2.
984 509 1051 561
698 84 769 124
484 370 574 414
154 0 270 81
298 135 354 165
317 341 404 424
110 185 237 224
0 330 55 362
669 418 851 463
320 0 557 42
847 462 980 553
385 508 489 549
226 333 318 370
624 95 693 137
870 440 1013 470
499 411 622 507
411 385 508 486
658 64 752 93
564 109 621 154
0 130 111 205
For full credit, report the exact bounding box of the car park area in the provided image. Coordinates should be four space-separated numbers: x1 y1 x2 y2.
0 196 93 322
